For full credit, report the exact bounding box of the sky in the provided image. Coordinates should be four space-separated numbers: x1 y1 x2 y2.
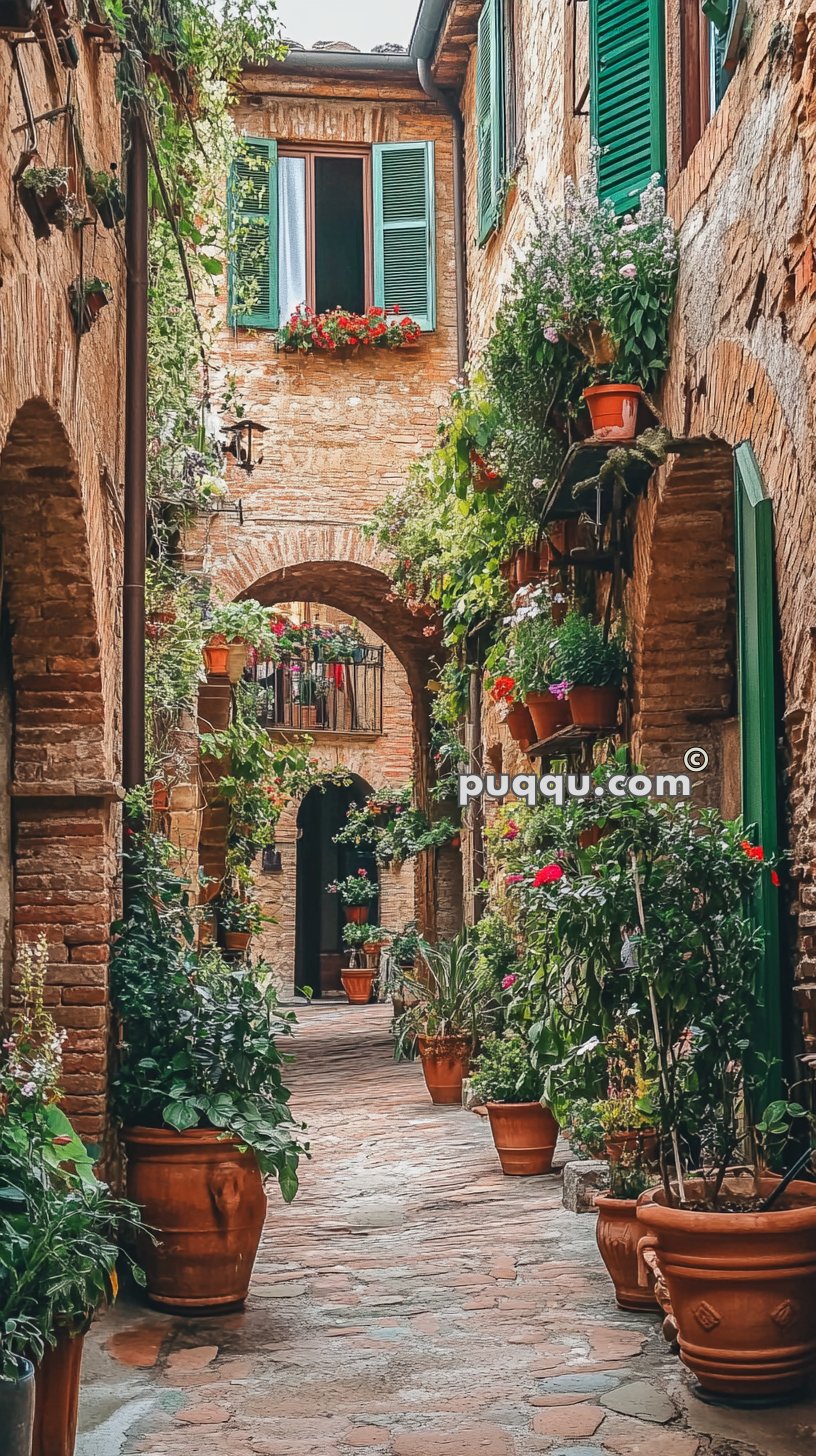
275 0 419 51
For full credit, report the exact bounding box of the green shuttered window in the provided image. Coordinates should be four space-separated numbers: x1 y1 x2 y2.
372 142 436 333
228 138 278 329
476 0 504 244
589 0 666 215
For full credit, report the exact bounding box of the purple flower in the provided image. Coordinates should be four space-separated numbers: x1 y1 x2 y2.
549 680 571 701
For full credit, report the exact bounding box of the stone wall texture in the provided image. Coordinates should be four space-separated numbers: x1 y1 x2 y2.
0 27 125 1139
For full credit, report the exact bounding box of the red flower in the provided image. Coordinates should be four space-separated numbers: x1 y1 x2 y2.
502 822 519 841
771 869 780 887
490 675 516 704
505 873 524 886
533 864 564 887
741 839 764 862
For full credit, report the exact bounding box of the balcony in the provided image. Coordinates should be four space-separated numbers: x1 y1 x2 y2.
253 647 384 735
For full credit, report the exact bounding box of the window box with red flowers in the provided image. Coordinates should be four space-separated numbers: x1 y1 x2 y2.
275 305 422 355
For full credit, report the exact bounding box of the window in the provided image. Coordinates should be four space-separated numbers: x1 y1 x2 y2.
680 0 732 164
476 0 504 243
229 140 436 332
589 0 666 215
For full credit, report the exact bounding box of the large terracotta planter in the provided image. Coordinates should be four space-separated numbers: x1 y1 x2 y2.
203 640 230 677
33 1328 84 1456
345 905 369 925
595 1195 658 1312
637 1179 816 1401
583 383 642 440
123 1126 267 1313
486 1101 559 1175
525 692 569 742
503 702 535 747
223 930 251 953
0 1359 35 1456
417 1035 472 1105
568 685 620 729
341 968 375 1004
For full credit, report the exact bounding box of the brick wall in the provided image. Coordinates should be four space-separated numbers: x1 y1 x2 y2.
0 34 125 1140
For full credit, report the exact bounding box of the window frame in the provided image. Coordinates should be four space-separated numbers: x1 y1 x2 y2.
277 142 374 317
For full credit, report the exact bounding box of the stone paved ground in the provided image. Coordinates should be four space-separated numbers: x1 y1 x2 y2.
79 1004 816 1456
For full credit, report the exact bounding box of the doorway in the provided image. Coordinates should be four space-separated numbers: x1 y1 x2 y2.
295 777 378 997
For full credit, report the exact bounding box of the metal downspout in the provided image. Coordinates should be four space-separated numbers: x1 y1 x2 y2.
123 117 148 796
416 57 468 373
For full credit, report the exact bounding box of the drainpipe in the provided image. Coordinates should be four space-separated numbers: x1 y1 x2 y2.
417 57 468 373
122 115 148 795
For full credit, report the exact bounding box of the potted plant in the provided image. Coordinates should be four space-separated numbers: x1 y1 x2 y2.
488 672 535 748
68 276 111 335
470 1034 560 1176
17 162 77 238
552 611 628 728
202 631 230 676
0 1355 35 1456
394 932 495 1105
340 923 382 1004
84 166 126 228
505 584 570 741
112 816 305 1312
208 599 277 680
219 891 264 952
327 869 378 924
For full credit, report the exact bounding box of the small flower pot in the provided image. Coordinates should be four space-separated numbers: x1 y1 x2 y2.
203 639 230 677
595 1195 658 1312
341 968 376 1004
224 930 251 953
362 941 386 957
486 1101 560 1175
525 692 569 741
0 1358 35 1456
417 1034 472 1105
606 1129 659 1167
503 702 536 747
637 1178 816 1402
583 383 642 441
344 905 369 925
226 640 249 684
567 685 620 729
513 547 544 588
33 1326 84 1456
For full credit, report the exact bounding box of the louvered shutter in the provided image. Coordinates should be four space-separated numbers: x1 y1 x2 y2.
372 142 436 332
228 137 278 329
476 0 504 244
589 0 666 216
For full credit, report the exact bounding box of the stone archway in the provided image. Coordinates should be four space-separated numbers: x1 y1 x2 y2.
0 399 117 1142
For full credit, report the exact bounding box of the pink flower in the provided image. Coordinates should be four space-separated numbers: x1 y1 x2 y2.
357 868 368 877
505 873 524 886
548 680 570 701
619 263 637 280
503 822 519 841
533 864 564 887
501 973 517 990
543 325 559 344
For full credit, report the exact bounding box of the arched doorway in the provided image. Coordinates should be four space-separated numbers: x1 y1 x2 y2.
295 775 378 997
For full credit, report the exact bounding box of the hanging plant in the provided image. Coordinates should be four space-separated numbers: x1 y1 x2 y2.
17 163 72 238
85 167 126 229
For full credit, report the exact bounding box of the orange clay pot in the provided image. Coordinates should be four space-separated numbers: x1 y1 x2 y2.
606 1129 659 1167
344 905 369 925
123 1127 267 1313
417 1035 472 1105
567 685 620 729
33 1327 84 1456
486 1101 559 1175
503 703 536 747
223 930 251 953
595 1195 658 1312
636 1179 816 1401
341 968 376 1004
525 692 569 741
583 383 642 440
202 639 230 677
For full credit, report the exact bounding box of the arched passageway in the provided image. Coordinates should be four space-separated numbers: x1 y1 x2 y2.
295 775 377 997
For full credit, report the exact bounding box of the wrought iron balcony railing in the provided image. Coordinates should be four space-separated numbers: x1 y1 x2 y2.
253 647 384 734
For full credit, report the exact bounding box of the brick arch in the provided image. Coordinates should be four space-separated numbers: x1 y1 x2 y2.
0 398 114 1140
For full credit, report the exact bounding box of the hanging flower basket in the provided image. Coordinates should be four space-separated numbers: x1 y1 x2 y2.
68 277 111 336
17 161 74 238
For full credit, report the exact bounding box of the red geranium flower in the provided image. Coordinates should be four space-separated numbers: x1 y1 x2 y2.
771 869 780 887
741 839 764 861
533 864 564 887
490 675 516 704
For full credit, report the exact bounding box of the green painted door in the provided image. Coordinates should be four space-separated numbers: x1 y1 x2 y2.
735 441 782 1100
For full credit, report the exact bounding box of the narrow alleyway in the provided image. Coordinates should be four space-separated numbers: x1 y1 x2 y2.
79 1006 816 1456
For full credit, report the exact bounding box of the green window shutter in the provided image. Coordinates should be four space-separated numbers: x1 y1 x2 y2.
476 0 504 243
589 0 666 216
228 137 278 329
735 442 782 1104
372 141 436 333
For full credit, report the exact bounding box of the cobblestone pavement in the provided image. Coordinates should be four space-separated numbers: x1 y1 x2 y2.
79 1003 816 1456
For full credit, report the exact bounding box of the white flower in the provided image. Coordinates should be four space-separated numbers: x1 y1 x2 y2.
21 1081 36 1098
619 263 637 280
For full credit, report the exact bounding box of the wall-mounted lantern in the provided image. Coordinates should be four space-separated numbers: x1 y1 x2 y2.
223 418 267 473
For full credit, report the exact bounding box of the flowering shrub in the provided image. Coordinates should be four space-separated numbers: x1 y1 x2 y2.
327 869 379 907
276 305 422 353
470 1034 544 1105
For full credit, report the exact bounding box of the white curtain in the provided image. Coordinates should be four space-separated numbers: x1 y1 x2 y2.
278 155 307 325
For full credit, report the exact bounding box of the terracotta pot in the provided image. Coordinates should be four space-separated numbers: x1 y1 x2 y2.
637 1178 816 1401
0 1359 35 1456
341 968 376 1004
226 640 249 684
203 640 230 677
595 1195 658 1312
345 905 369 925
583 383 643 440
486 1101 559 1176
525 692 569 742
33 1327 84 1456
503 702 535 747
417 1034 472 1105
606 1129 659 1167
513 547 543 587
568 685 620 729
151 781 169 814
362 941 386 956
123 1126 267 1312
224 930 251 952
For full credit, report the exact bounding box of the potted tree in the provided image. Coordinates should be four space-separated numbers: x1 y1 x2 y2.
328 869 378 924
112 814 305 1312
394 932 495 1105
552 611 628 728
470 1034 560 1175
340 922 382 1004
